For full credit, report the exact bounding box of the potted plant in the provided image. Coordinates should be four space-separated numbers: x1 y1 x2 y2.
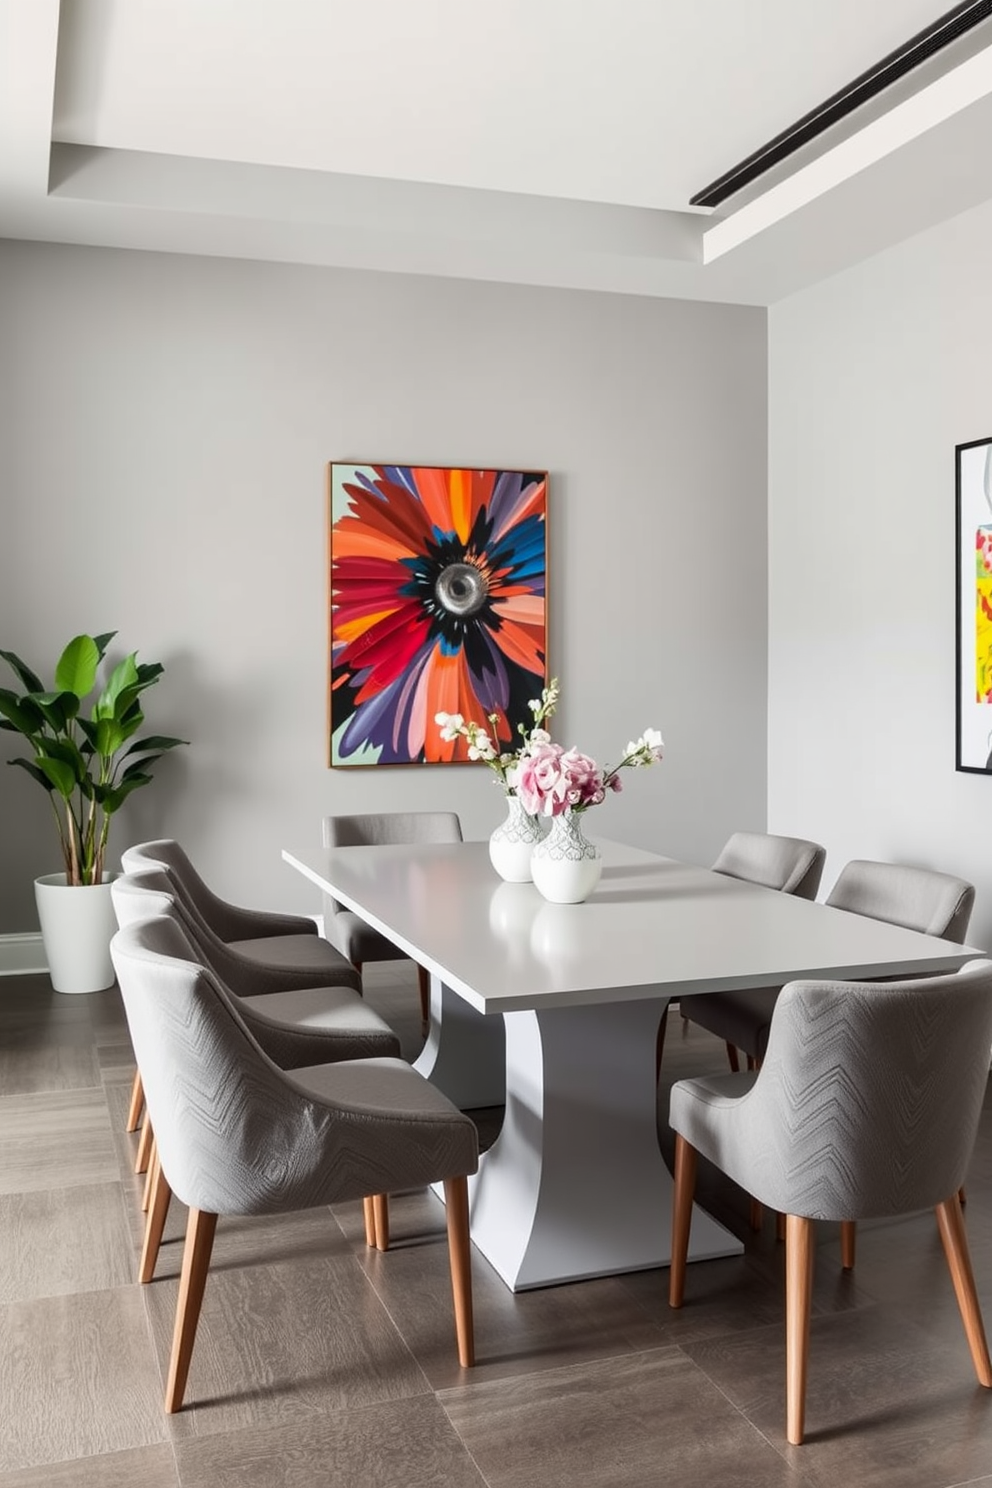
0 632 187 992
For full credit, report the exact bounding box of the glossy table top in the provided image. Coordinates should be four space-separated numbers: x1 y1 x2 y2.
283 838 981 1014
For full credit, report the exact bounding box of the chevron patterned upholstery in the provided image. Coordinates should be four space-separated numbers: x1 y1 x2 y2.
668 960 992 1443
110 915 479 1411
121 838 361 986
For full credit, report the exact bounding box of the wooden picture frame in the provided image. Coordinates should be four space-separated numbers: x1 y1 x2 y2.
328 462 548 766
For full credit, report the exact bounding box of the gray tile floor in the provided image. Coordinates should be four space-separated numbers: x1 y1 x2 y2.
2 963 991 1486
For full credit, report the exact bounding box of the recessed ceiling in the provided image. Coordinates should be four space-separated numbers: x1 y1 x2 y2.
3 0 992 304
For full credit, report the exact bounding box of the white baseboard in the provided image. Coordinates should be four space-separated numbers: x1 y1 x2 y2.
0 933 48 976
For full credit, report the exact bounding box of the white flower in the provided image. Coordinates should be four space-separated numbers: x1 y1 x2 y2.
435 711 465 742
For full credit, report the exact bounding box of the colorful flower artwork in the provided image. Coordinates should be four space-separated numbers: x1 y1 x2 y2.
328 463 548 766
956 437 992 772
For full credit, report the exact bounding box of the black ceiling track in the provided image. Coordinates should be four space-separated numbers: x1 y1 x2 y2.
690 0 992 209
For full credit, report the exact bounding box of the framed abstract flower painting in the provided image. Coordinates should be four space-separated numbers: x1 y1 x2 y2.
328 463 548 766
956 436 992 772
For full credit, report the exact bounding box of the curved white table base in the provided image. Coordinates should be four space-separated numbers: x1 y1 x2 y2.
414 976 507 1110
434 996 742 1291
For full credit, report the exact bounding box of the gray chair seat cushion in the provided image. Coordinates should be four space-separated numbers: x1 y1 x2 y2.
239 986 400 1065
231 933 360 979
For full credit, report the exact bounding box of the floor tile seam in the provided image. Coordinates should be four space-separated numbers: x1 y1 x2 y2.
434 1394 497 1488
434 1340 688 1404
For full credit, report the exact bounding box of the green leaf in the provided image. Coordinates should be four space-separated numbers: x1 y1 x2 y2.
95 653 139 719
93 717 128 757
122 734 187 756
0 689 46 735
7 756 55 792
121 754 162 780
91 632 116 659
34 690 80 730
34 756 76 799
54 635 100 698
100 775 151 813
0 649 45 693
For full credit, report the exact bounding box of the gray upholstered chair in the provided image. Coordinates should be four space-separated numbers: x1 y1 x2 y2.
112 873 399 1069
113 861 364 1166
668 961 992 1445
321 812 463 1033
121 839 361 985
663 831 826 1074
679 858 976 1072
111 914 479 1413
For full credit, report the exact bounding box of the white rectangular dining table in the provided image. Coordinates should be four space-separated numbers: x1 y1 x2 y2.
282 838 980 1291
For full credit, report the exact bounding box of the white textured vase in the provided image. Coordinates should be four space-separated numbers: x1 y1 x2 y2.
34 873 119 994
488 794 544 882
530 810 602 904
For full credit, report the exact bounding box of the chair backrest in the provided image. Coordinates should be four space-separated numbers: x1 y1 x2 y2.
826 859 975 943
320 812 463 917
712 831 826 901
111 913 383 1216
752 960 992 1220
120 838 247 941
113 868 278 996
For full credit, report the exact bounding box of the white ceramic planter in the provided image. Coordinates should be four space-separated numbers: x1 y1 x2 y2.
34 873 119 994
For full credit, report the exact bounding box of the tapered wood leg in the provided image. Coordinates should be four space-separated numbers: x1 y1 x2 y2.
785 1214 815 1446
165 1208 218 1414
669 1133 697 1308
134 1113 154 1175
125 1070 145 1133
443 1175 475 1367
935 1195 992 1386
417 963 430 1037
840 1220 856 1271
725 1042 741 1073
139 1152 173 1284
141 1137 158 1213
362 1196 377 1247
373 1192 390 1251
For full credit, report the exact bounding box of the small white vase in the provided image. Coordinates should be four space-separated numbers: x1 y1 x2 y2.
34 873 119 994
530 810 602 904
488 795 543 883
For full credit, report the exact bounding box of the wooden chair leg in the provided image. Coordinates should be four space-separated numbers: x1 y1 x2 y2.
134 1113 154 1175
417 963 430 1037
725 1042 741 1073
443 1175 475 1367
373 1192 390 1251
165 1208 218 1414
840 1220 856 1271
141 1136 158 1212
125 1070 145 1132
935 1195 992 1386
362 1196 377 1247
139 1151 173 1284
669 1133 697 1308
785 1214 815 1446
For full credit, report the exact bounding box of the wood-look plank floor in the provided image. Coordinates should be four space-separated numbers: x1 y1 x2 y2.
1 963 990 1486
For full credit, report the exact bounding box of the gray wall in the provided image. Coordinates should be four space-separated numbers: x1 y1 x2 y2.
0 241 768 933
768 196 992 950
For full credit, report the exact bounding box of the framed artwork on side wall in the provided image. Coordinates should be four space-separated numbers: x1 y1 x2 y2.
328 462 548 766
956 435 992 772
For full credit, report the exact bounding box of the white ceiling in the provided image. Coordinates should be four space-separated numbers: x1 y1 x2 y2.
4 0 992 304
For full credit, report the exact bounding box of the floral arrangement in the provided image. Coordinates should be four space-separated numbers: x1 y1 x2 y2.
515 731 663 817
435 677 561 794
436 680 663 815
